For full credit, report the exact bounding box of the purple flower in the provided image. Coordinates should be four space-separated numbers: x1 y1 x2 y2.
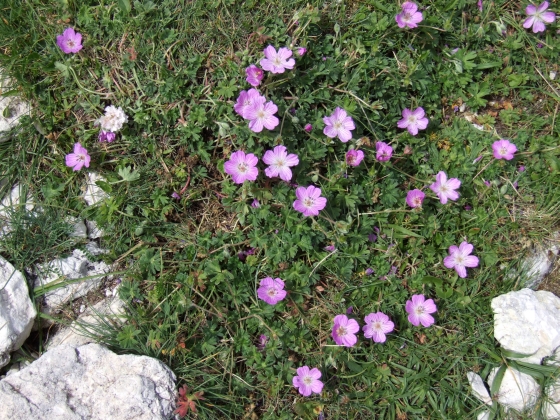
251 199 260 208
257 334 268 350
260 46 295 74
537 43 544 48
293 186 327 217
65 142 91 171
523 2 556 33
492 139 517 160
368 233 377 242
464 205 472 211
390 266 398 275
346 306 353 314
397 107 429 135
518 165 526 172
323 107 355 143
331 314 360 347
292 366 323 397
375 142 393 161
98 130 116 143
405 294 437 327
263 145 299 181
324 245 336 252
297 47 307 56
473 155 483 163
56 28 83 54
365 268 374 275
395 2 423 29
513 181 518 189
484 180 491 187
304 123 313 133
406 189 425 208
245 100 280 132
257 277 287 305
363 312 394 343
478 0 483 12
429 171 461 204
234 89 265 119
224 150 259 184
245 65 264 87
443 241 479 278
171 192 181 200
345 149 365 167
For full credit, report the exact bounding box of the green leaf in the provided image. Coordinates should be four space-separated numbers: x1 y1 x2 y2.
435 286 453 299
422 276 443 287
1 89 19 98
490 364 506 397
95 180 113 193
117 0 131 13
386 224 423 238
54 62 69 77
500 348 537 360
118 166 140 182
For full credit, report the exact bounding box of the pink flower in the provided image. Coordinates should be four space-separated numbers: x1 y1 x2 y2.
375 142 393 161
297 47 307 56
406 189 425 208
65 142 90 171
98 130 116 143
56 28 83 54
171 192 181 200
292 366 323 397
263 145 299 181
363 312 394 343
331 314 360 347
429 171 461 204
323 107 355 143
324 245 336 252
346 149 364 167
405 294 437 327
257 277 287 305
251 199 260 208
397 107 429 135
293 186 327 217
478 0 483 12
443 241 479 278
492 139 517 160
245 100 280 132
260 46 295 74
523 2 556 33
245 65 264 87
224 151 259 184
395 2 423 29
234 89 265 119
304 123 313 133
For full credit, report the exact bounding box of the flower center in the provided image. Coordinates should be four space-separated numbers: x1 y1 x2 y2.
403 12 412 22
257 110 266 119
266 288 278 297
413 197 422 206
414 305 425 315
336 326 348 336
333 121 342 130
439 184 449 193
237 162 248 173
455 255 465 265
272 56 282 66
303 197 315 208
347 155 356 164
67 40 75 48
373 322 382 331
77 153 85 162
303 375 314 385
499 147 508 155
407 115 417 124
275 159 286 168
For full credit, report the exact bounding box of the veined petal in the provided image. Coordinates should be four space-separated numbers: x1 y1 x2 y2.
458 242 473 255
324 125 338 138
337 128 352 142
541 11 556 23
463 255 479 268
419 313 435 327
412 107 425 118
532 20 546 32
523 16 536 28
536 1 549 13
423 299 437 313
525 4 537 15
455 265 467 278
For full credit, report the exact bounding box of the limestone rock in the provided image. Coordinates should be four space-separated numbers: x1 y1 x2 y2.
0 184 34 237
467 372 492 405
487 366 540 412
0 257 36 368
83 172 108 206
520 235 560 289
0 76 30 141
0 343 176 419
545 379 560 419
492 289 560 364
47 294 125 349
34 249 111 313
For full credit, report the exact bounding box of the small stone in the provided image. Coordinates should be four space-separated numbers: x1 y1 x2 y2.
83 172 109 206
467 372 492 405
487 366 540 412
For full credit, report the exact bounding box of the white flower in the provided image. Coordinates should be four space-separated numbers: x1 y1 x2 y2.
96 105 128 132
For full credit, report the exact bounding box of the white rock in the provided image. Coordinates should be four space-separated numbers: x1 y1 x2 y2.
544 378 560 419
0 343 176 419
477 411 490 420
85 241 108 256
86 219 104 239
0 75 30 141
83 172 109 206
67 217 87 239
487 367 540 412
47 294 125 349
34 250 111 313
468 372 493 405
492 289 560 364
551 71 557 81
520 236 559 289
0 257 36 368
0 184 34 237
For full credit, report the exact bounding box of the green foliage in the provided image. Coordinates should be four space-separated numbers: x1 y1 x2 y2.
1 0 559 418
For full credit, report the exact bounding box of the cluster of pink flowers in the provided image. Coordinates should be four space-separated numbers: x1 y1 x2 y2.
234 89 279 133
224 146 299 184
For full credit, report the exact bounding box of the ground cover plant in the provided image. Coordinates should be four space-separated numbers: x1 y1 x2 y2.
1 0 560 418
